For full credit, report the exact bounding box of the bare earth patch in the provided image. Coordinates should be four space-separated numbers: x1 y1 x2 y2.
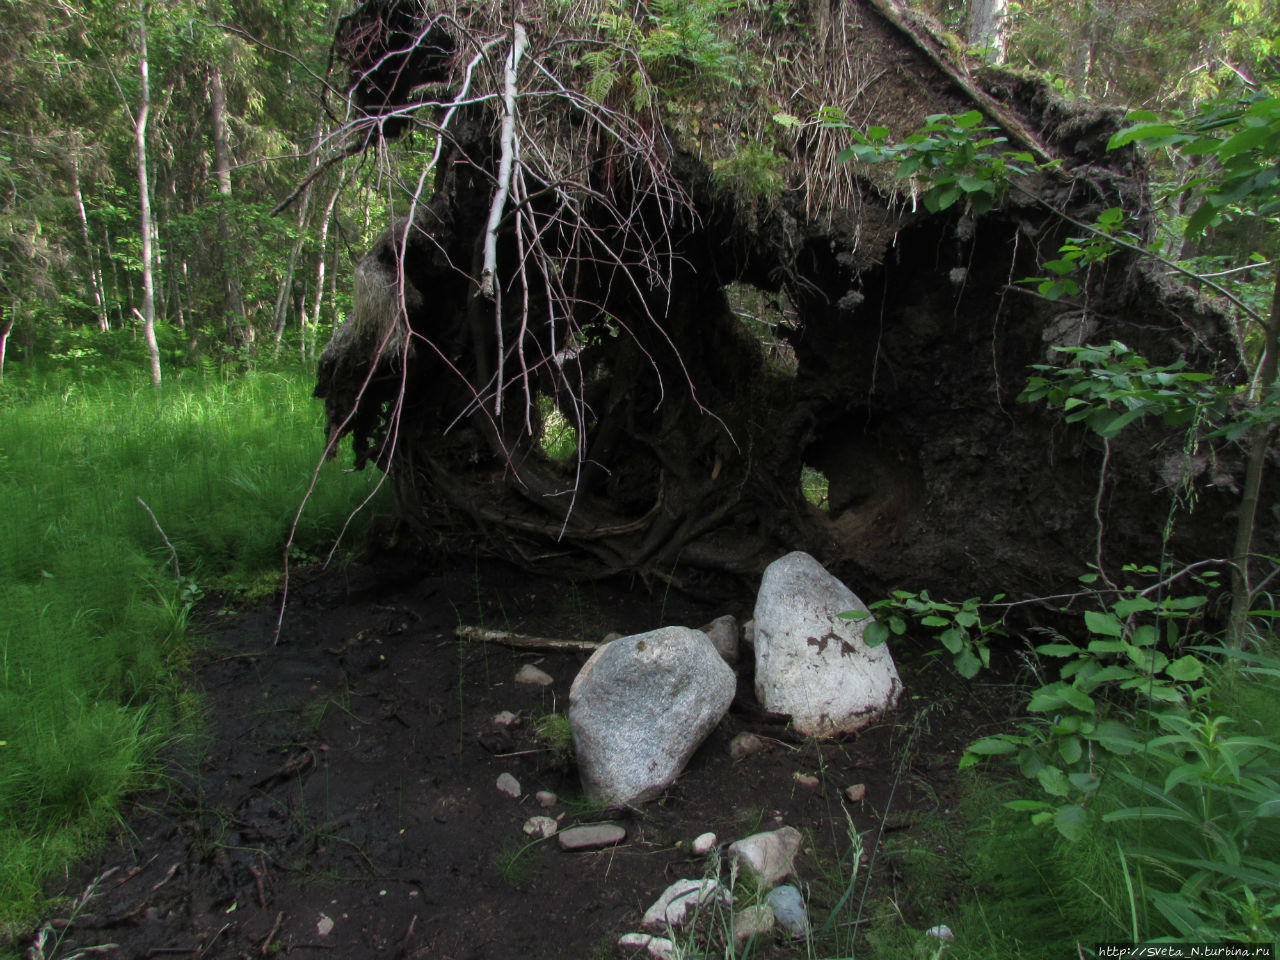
31 559 995 960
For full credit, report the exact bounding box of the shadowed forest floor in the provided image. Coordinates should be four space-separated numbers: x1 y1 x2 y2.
29 559 998 960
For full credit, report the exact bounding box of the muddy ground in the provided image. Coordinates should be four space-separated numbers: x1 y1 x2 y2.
29 558 1004 960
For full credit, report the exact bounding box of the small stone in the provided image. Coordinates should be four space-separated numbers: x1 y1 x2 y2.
731 904 774 945
926 924 955 941
741 619 755 647
602 632 623 644
536 790 558 808
617 933 674 959
491 710 520 728
496 772 521 798
316 913 334 937
844 783 867 802
691 831 717 856
698 614 741 665
515 664 554 686
522 816 558 839
729 731 766 760
557 823 626 851
766 885 810 937
643 878 729 928
729 826 802 888
793 772 819 789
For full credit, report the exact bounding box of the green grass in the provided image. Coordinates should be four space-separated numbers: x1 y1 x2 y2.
0 360 387 940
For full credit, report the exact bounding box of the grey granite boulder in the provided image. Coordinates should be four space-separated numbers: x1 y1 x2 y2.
753 551 902 737
569 627 735 804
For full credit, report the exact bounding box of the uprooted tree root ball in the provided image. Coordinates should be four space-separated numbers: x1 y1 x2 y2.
314 0 1259 602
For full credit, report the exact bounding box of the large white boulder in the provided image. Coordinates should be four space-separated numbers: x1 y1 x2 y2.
753 552 901 737
569 627 735 805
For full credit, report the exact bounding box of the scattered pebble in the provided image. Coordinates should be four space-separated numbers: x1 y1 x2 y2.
535 790 558 808
732 904 774 945
495 772 521 798
729 731 766 760
698 614 740 666
793 772 819 789
602 632 623 644
316 913 334 937
691 832 717 856
617 933 674 958
522 816 558 839
642 879 728 928
927 924 955 941
766 885 810 937
491 710 520 728
729 826 802 888
741 619 755 647
557 823 626 851
844 782 867 802
515 664 554 686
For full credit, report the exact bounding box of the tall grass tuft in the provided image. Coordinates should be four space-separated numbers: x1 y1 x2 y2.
0 362 387 938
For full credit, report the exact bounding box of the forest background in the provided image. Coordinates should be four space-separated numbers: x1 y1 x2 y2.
1 0 1279 955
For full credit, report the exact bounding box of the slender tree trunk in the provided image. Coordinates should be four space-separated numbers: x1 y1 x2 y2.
1228 265 1280 646
210 60 248 346
70 157 110 332
135 1 162 386
307 175 345 352
967 0 1007 63
0 305 14 382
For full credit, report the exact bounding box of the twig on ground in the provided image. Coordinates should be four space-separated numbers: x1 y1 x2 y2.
454 625 600 653
137 497 180 580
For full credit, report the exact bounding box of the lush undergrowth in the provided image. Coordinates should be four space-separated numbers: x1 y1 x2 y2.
0 360 387 939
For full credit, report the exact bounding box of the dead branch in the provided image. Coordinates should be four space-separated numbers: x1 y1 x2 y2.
455 625 601 654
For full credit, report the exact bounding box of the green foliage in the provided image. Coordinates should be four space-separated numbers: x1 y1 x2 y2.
843 590 1003 678
829 110 1036 214
1022 339 1280 442
1018 206 1128 300
711 141 786 200
1110 94 1280 238
533 712 575 769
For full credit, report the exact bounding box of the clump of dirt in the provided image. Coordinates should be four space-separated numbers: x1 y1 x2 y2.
27 560 997 960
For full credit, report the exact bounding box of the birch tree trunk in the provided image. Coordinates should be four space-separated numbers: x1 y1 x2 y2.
135 1 162 386
70 156 110 332
0 305 14 382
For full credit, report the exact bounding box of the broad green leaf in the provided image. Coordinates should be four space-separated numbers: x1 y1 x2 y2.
954 647 981 679
1004 799 1051 812
1084 610 1124 637
967 736 1019 755
1112 596 1157 617
864 621 890 647
1089 720 1139 755
1217 122 1274 160
1107 122 1178 149
1037 765 1070 797
1068 771 1101 793
1058 735 1082 765
939 627 964 654
1035 643 1079 657
1164 655 1205 682
1053 803 1088 841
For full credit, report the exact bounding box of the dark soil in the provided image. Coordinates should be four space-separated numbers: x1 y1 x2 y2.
32 558 999 960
